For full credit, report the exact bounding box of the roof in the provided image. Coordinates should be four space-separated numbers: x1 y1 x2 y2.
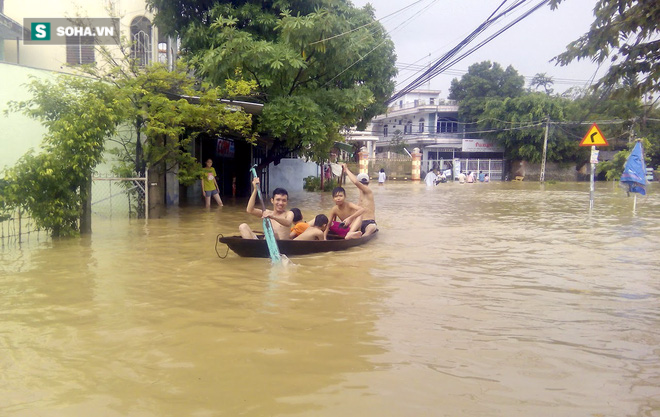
0 13 24 40
164 92 263 114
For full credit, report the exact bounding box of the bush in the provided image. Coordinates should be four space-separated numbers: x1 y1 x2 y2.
303 176 338 192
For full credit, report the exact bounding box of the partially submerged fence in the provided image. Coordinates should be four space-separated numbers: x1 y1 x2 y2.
1 173 148 249
0 209 48 248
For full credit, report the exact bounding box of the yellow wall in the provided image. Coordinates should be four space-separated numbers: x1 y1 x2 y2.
3 0 157 72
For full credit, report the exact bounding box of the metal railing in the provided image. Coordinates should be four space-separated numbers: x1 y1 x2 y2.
423 158 505 181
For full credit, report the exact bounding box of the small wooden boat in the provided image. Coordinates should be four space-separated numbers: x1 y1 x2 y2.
219 230 378 258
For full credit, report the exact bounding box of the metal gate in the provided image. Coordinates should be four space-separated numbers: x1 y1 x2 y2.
92 173 148 219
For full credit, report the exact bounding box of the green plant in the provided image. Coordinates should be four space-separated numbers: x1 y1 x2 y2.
303 176 338 192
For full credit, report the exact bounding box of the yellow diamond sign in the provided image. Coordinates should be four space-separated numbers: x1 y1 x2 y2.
579 123 609 147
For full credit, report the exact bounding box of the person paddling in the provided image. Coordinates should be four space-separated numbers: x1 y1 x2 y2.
239 177 293 240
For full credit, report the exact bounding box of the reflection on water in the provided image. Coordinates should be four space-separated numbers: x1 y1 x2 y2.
2 181 659 416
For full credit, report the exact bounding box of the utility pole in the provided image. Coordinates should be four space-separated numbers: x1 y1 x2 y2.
540 116 550 182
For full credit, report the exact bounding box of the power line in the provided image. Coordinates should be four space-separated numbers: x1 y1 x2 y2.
310 0 437 45
318 0 439 87
395 62 595 86
389 0 550 103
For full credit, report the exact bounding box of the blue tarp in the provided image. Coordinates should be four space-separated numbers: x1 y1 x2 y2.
620 142 647 195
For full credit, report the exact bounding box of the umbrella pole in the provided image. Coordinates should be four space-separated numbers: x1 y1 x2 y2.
633 194 637 213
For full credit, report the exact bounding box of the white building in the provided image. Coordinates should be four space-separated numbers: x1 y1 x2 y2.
350 90 506 180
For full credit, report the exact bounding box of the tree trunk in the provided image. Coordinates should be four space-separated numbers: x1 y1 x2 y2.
148 164 166 219
80 175 92 234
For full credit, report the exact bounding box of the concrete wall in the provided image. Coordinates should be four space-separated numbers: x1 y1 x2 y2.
269 158 319 193
510 160 582 181
368 158 412 180
0 62 53 170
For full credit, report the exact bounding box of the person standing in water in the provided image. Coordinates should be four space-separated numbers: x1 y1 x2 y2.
201 159 223 208
378 168 386 185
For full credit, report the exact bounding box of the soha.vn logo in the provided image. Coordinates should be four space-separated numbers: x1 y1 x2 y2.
31 22 51 40
30 22 115 40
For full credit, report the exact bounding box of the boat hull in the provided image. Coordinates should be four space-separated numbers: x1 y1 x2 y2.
219 230 378 258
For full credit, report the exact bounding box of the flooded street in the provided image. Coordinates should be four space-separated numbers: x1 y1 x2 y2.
2 181 659 416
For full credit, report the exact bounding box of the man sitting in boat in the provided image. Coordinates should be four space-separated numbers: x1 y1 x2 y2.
239 177 294 240
325 187 364 240
294 214 329 241
341 164 378 237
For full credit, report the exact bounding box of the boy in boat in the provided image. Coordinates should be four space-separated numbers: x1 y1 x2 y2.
294 214 329 241
239 177 294 240
289 208 310 239
325 186 364 240
341 164 378 237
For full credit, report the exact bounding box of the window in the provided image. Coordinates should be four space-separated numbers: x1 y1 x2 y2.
437 119 458 133
405 121 413 134
383 125 388 137
66 36 95 65
430 98 435 105
130 16 152 67
418 119 425 133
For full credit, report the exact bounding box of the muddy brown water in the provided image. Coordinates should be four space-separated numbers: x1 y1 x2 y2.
2 181 659 416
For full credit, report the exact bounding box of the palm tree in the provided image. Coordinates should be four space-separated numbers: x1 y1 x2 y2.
531 73 555 95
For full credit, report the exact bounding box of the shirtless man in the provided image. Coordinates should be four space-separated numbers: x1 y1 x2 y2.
325 187 364 240
239 177 294 240
341 164 378 236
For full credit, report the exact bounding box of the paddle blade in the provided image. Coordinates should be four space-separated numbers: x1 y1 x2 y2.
263 218 281 263
251 166 281 263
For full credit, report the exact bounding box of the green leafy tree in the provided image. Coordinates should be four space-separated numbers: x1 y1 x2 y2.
479 93 582 163
447 60 660 167
550 0 660 98
448 61 525 123
2 77 125 236
2 45 257 233
146 0 397 166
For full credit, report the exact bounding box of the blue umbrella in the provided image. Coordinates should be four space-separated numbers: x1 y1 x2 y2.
620 141 647 196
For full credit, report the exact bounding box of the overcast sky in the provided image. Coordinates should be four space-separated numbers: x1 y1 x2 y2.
350 0 606 97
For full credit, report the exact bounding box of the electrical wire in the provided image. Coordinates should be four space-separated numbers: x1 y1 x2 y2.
389 0 529 99
390 0 550 103
310 0 437 45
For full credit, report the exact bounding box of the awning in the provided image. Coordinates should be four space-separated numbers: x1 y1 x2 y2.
0 14 24 40
333 141 354 153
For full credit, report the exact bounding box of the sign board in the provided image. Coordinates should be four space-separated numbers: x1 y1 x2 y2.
590 148 599 164
579 123 609 147
216 138 235 157
462 139 504 152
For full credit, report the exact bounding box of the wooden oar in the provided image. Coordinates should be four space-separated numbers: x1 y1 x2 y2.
250 167 281 263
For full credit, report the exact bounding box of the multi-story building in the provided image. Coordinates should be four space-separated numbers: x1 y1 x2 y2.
354 89 506 180
1 0 176 72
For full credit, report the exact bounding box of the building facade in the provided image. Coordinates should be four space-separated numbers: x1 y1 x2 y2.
350 90 506 180
1 1 279 207
1 0 177 72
